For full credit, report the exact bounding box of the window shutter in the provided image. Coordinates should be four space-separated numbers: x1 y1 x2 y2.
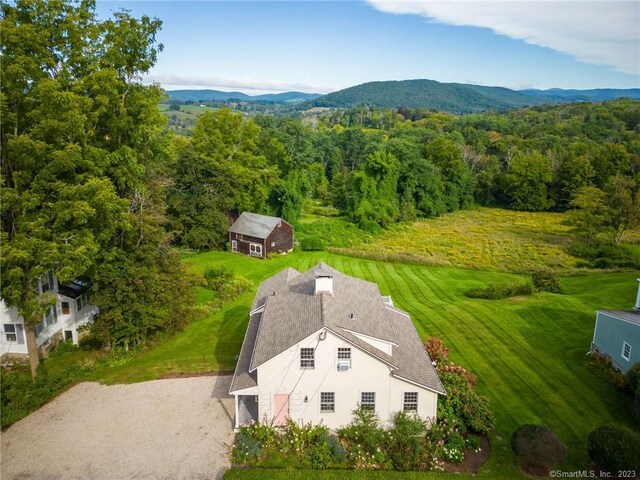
16 324 25 344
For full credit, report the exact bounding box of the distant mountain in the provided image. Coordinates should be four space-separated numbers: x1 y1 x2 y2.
165 89 321 103
519 88 640 102
309 79 640 113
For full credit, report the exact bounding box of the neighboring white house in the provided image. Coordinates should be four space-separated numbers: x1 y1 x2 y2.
591 279 640 374
229 263 445 430
1 271 98 362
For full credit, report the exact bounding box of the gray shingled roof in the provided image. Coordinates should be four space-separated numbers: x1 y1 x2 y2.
230 263 445 394
229 212 284 239
599 310 640 326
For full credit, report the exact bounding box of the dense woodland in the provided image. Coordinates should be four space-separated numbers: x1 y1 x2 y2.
2 1 640 375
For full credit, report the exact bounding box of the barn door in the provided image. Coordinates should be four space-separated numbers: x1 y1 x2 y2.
273 394 290 426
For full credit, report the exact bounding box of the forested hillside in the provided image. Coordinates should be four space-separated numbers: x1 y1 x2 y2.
309 79 640 113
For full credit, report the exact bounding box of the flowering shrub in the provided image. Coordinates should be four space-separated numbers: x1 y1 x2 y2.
338 408 391 469
424 337 450 364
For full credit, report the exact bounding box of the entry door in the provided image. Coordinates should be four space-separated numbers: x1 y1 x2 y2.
250 243 262 257
231 240 237 253
273 394 290 426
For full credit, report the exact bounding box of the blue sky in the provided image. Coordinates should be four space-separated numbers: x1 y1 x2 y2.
96 1 640 94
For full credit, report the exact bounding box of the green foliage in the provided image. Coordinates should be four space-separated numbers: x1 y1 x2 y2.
464 282 533 299
511 424 567 472
387 412 430 471
300 237 325 251
531 267 562 293
587 424 640 471
569 243 640 269
635 385 640 425
588 352 629 392
501 150 553 211
338 408 391 469
627 363 640 392
438 372 495 434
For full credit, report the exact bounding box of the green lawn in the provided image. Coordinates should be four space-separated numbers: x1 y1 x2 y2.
93 250 638 478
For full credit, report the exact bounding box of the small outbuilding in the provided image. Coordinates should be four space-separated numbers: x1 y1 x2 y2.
228 212 293 259
591 279 640 373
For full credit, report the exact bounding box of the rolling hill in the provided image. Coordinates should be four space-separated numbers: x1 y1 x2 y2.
309 79 640 113
165 89 321 103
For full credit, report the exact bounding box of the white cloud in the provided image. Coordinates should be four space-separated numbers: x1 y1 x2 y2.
366 0 640 76
142 73 334 94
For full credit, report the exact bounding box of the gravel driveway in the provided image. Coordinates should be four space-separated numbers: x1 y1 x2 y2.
1 376 235 480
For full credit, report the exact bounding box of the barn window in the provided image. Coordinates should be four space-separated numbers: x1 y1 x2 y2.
622 341 632 361
300 348 315 368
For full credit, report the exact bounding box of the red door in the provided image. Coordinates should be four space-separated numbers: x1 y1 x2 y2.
273 394 289 426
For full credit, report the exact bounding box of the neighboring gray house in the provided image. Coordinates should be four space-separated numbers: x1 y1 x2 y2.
229 263 444 430
591 279 640 373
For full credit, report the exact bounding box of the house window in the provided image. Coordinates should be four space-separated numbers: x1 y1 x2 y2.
320 392 335 412
271 242 276 248
337 347 351 360
41 272 51 293
300 348 315 368
45 306 57 327
361 392 375 411
249 243 262 256
4 324 24 344
61 302 70 315
622 341 632 361
403 392 418 412
76 292 89 312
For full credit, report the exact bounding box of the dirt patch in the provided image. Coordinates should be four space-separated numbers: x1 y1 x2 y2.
1 376 235 480
443 435 491 474
158 370 234 379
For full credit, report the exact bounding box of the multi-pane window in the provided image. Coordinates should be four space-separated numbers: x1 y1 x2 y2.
361 392 375 411
320 392 335 412
300 348 315 368
45 306 57 327
403 392 418 412
337 347 351 360
61 302 70 315
622 341 632 361
76 292 89 312
6 324 25 344
41 272 51 293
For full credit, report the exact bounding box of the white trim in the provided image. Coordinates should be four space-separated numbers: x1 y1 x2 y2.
384 304 411 319
622 341 632 361
592 314 600 348
341 327 398 347
328 328 399 369
392 373 446 395
231 240 238 253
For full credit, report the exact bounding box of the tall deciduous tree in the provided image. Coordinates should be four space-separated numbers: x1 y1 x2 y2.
0 0 171 377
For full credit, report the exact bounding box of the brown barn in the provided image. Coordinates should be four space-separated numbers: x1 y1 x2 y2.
228 212 294 258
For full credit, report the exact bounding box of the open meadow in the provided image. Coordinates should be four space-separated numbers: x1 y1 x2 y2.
91 248 638 478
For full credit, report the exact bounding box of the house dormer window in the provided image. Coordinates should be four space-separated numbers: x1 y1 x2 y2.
622 341 632 361
300 348 315 368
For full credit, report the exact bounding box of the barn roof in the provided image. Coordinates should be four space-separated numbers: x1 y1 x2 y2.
228 212 285 239
230 263 445 394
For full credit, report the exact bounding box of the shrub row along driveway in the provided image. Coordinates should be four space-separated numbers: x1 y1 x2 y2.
1 376 235 480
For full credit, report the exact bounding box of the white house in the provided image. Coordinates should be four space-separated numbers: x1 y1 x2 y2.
1 271 98 362
229 263 445 430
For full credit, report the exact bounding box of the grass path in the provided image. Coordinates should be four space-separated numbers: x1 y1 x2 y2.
95 251 639 477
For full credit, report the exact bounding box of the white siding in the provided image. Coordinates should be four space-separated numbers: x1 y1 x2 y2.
251 329 438 429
